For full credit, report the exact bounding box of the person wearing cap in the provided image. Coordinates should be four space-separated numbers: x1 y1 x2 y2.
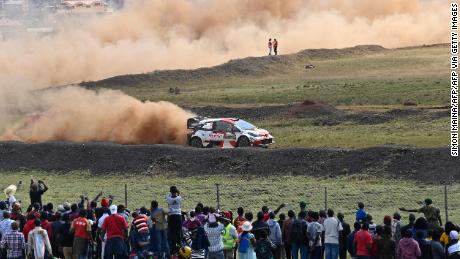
448 230 460 256
399 198 442 229
101 204 129 259
28 219 53 259
238 221 256 259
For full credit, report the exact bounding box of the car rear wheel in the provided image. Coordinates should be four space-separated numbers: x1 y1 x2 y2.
237 136 251 147
190 137 203 148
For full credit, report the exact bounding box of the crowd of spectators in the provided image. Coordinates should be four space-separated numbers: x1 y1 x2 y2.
0 180 459 259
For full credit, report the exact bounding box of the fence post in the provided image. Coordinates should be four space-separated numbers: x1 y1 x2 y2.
216 183 221 210
444 183 449 224
124 183 128 208
324 186 328 210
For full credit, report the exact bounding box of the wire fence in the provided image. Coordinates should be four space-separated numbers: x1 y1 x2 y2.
212 181 460 226
1 172 459 226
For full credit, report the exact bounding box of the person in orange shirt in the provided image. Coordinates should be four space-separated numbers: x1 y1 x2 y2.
71 210 93 259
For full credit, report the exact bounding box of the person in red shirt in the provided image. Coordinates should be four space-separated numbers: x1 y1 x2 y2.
101 205 129 259
23 213 37 242
354 222 373 258
71 210 93 259
40 212 54 246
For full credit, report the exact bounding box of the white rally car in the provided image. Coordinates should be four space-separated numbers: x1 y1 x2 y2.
187 117 274 148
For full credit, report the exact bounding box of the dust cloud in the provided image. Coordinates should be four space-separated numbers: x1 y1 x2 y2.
0 0 449 88
0 0 448 144
0 86 192 144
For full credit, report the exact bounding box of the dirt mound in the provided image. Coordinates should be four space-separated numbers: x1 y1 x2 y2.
0 141 458 183
288 100 342 118
188 105 292 121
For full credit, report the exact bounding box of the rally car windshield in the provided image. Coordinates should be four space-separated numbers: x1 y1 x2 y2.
235 120 256 130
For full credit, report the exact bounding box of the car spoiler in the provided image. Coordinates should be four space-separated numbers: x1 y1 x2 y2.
187 117 206 129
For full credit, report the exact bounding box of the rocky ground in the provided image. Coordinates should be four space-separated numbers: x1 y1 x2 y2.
0 141 457 183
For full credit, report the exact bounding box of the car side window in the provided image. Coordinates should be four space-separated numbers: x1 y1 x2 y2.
213 121 233 132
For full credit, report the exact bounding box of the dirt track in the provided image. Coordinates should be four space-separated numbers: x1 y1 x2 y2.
0 141 458 183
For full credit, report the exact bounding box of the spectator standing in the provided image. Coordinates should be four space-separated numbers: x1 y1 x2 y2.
400 214 416 237
221 218 238 259
101 205 129 259
0 211 14 237
397 229 421 259
233 207 245 235
400 198 442 230
166 186 182 254
354 223 373 258
282 210 295 259
441 222 460 247
255 230 275 259
268 39 272 56
0 221 25 259
376 226 395 259
392 213 402 243
60 214 74 259
4 185 18 210
238 222 256 259
448 231 460 257
366 215 377 236
267 212 282 259
29 180 48 207
28 219 53 259
204 220 225 259
252 212 270 241
307 211 323 259
71 210 93 259
356 203 367 223
323 209 343 259
150 200 170 259
430 231 445 259
273 39 278 56
290 211 308 259
347 222 361 258
337 213 350 259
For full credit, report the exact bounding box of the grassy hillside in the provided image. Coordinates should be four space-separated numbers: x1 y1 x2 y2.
84 44 449 107
1 171 459 224
81 44 450 148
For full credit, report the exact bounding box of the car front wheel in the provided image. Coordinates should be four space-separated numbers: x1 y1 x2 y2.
237 136 251 147
190 137 203 148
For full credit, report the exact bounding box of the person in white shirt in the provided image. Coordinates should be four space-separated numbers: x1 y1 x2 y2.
448 230 460 255
323 209 343 259
166 186 182 255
